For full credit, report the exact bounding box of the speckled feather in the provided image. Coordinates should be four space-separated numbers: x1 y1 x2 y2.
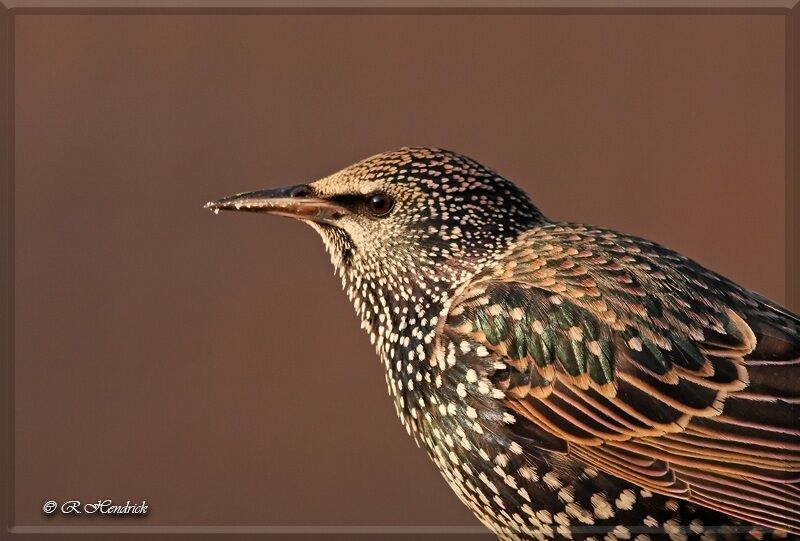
440 224 800 540
212 147 800 540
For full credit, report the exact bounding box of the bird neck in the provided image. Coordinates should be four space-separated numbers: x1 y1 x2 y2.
334 232 528 431
310 218 545 432
340 256 463 438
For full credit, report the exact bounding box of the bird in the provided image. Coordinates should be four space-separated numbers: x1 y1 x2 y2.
206 147 800 541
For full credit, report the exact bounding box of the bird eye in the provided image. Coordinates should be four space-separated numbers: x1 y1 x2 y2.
367 193 394 217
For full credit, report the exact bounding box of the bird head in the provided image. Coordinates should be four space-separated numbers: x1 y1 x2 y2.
206 148 544 294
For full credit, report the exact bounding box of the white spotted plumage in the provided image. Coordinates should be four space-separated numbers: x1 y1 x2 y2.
209 147 796 540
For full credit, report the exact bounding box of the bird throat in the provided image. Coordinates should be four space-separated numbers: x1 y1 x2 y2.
309 221 513 436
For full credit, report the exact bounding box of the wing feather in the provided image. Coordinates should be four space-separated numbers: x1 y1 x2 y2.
441 223 800 533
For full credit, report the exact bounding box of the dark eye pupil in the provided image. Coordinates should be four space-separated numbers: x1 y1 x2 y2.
368 194 393 216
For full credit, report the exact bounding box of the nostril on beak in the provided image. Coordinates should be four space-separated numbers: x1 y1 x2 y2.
288 185 312 198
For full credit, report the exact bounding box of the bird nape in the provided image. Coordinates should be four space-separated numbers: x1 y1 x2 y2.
206 147 799 541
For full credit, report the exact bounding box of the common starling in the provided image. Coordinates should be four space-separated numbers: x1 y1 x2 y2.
206 148 799 540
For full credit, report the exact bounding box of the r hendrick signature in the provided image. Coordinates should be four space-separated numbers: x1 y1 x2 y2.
43 499 148 515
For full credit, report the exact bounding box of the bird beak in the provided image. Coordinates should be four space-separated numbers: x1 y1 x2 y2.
204 184 348 224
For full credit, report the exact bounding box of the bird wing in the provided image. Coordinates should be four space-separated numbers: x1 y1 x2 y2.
440 224 800 533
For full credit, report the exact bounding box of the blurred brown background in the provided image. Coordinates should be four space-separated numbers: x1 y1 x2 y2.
13 11 787 528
